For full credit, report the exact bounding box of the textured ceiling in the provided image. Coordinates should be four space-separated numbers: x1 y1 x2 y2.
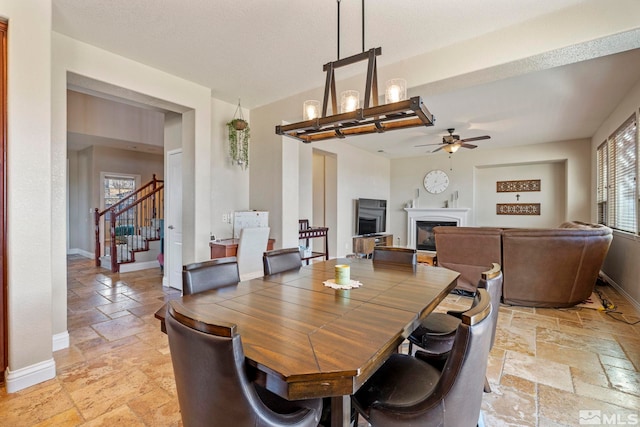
53 0 640 158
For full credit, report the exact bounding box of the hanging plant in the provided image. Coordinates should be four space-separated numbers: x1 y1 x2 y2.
227 100 250 169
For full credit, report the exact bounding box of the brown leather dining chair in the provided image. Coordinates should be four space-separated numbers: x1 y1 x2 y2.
408 263 502 392
165 300 323 427
155 257 242 335
351 289 493 427
182 256 240 295
263 247 303 275
371 246 417 265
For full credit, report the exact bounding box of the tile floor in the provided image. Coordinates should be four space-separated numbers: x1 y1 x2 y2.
0 255 638 426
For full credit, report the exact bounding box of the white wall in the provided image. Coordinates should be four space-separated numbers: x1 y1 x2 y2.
69 147 92 253
0 0 55 392
591 75 640 308
475 161 566 228
390 138 591 246
67 90 165 148
209 98 250 242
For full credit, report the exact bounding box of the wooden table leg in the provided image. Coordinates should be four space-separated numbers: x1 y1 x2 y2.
330 395 351 427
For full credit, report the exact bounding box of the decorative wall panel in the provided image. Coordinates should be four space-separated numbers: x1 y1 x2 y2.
496 203 541 215
496 179 541 192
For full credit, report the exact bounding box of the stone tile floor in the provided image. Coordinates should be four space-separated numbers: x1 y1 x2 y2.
0 255 638 426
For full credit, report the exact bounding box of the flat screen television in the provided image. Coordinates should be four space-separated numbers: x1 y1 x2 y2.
355 198 387 236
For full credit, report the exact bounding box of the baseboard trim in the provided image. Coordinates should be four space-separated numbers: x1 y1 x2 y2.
67 248 94 259
53 331 70 352
5 358 56 393
119 260 161 273
600 271 640 312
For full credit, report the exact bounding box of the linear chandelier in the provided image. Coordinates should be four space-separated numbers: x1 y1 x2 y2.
275 1 435 143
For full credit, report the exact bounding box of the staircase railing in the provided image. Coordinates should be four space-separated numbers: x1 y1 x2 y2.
94 174 164 272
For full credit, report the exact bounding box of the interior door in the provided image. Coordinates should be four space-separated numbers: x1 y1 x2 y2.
166 149 183 290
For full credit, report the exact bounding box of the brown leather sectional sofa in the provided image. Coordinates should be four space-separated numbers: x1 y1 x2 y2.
433 221 613 307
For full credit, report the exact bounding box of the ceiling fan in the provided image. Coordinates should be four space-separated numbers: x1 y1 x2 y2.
415 128 491 153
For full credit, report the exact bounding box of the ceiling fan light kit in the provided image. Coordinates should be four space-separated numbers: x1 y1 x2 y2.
275 0 435 143
443 143 461 153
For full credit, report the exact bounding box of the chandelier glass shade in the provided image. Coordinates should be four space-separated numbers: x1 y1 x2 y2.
385 78 406 104
340 90 360 113
303 100 320 120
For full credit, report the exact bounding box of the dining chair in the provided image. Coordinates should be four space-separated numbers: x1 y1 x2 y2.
182 256 240 295
371 246 417 265
351 289 493 427
165 300 323 427
236 227 271 280
408 263 502 391
263 247 302 275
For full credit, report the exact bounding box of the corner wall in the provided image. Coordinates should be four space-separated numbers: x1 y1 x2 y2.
0 0 55 392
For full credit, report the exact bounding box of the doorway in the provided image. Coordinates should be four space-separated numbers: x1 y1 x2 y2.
312 149 337 257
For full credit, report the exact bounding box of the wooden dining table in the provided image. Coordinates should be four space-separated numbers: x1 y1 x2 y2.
157 258 459 427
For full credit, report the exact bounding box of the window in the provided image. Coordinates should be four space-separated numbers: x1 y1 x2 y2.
596 115 638 233
104 175 136 209
103 175 137 221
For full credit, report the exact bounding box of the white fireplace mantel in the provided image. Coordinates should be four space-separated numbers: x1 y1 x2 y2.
405 208 470 249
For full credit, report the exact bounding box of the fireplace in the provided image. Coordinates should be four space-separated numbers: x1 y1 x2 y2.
405 208 469 250
416 221 457 251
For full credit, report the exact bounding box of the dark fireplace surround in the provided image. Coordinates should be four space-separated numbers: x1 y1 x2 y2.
416 221 457 251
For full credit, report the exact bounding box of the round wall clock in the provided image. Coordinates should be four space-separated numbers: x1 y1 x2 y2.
423 169 449 194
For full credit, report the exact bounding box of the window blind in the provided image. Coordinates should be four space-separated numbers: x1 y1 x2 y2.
596 141 607 225
605 115 637 233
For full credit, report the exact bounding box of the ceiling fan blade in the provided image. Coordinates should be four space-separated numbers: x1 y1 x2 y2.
431 145 445 153
459 135 490 143
460 143 477 149
414 143 444 147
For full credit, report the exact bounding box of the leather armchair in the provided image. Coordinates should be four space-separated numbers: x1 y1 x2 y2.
352 289 493 427
165 300 323 427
